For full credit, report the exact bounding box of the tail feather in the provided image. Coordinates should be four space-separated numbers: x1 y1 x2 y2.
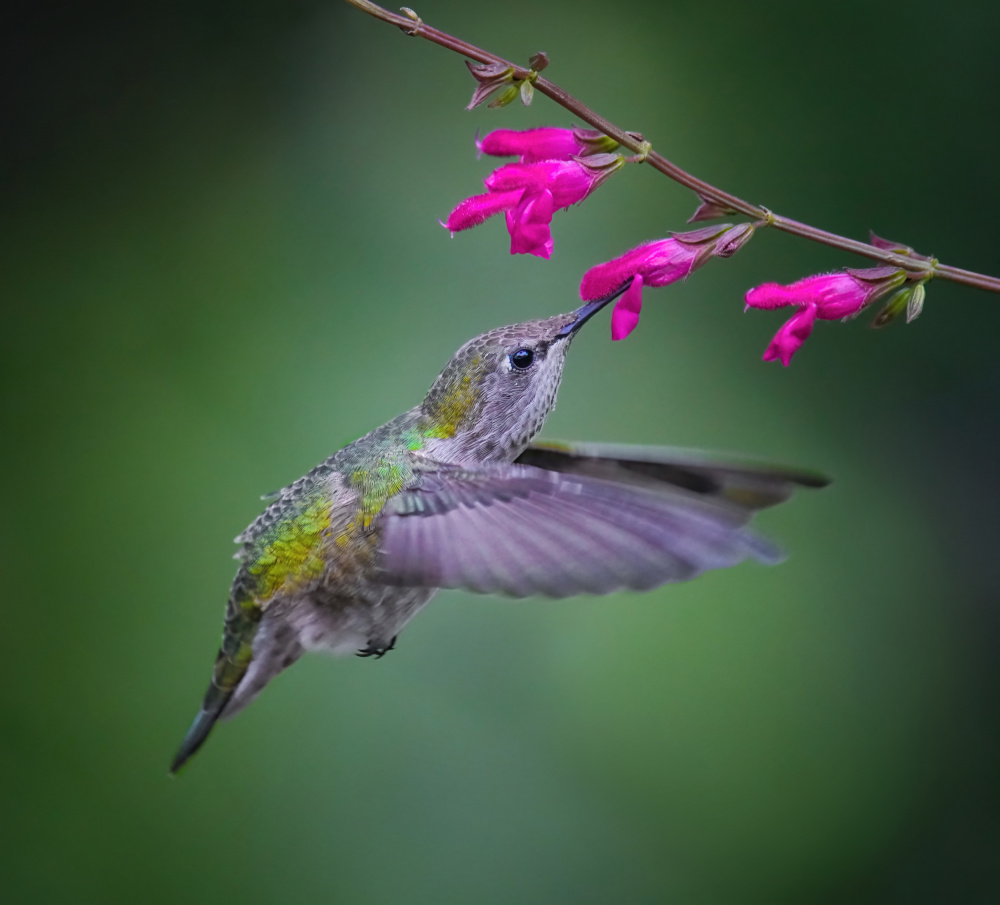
170 678 233 774
170 599 260 775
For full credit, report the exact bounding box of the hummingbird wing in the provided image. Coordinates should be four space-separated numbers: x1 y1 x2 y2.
515 440 830 510
376 454 818 599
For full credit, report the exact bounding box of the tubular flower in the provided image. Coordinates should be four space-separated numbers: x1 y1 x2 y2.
445 154 623 259
580 224 755 340
477 127 619 163
746 266 907 365
477 128 587 163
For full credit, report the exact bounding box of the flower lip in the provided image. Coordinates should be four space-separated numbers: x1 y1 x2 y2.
556 280 634 339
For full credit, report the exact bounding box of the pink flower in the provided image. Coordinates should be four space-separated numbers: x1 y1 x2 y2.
477 128 586 163
445 155 623 259
746 267 906 365
580 225 754 340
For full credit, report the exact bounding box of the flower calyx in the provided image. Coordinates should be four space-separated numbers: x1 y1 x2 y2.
573 127 620 156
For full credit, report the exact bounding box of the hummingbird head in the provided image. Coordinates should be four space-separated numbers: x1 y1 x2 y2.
419 289 625 463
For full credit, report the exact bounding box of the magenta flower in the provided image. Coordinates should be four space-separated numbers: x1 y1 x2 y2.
445 155 623 259
746 266 907 365
477 128 587 163
580 225 754 340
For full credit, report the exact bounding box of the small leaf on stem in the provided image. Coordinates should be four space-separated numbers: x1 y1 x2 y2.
688 195 738 223
869 230 916 256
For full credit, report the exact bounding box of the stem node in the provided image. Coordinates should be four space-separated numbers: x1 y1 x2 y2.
399 7 422 35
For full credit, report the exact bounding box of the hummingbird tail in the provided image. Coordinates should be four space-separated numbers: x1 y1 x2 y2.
169 664 237 775
170 601 261 774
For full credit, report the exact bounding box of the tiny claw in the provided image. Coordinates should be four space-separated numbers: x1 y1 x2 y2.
357 636 397 659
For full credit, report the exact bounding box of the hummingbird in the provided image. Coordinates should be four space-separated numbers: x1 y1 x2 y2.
170 289 827 773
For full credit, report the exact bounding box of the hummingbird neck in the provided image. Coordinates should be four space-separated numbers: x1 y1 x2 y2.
420 382 482 441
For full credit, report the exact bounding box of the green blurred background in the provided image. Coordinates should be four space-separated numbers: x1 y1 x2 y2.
3 1 999 902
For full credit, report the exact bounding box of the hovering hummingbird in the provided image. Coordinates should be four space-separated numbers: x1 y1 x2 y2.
170 290 827 773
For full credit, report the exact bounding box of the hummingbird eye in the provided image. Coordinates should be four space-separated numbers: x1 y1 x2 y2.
509 348 535 370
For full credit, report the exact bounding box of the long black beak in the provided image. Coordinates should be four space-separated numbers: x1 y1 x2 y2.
555 279 633 339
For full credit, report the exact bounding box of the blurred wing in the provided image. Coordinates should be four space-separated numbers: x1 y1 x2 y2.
515 440 830 511
377 462 785 599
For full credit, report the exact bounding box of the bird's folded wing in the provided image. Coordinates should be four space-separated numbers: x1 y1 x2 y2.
376 461 784 598
515 440 830 511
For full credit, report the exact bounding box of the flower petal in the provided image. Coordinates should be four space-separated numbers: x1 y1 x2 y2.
506 189 555 258
484 161 553 194
745 282 805 311
445 189 524 233
611 275 643 340
580 247 647 300
762 304 817 366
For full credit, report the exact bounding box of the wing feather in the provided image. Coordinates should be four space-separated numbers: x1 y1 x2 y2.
378 459 792 598
516 441 830 511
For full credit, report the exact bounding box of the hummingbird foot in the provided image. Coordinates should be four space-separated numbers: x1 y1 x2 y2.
356 635 397 659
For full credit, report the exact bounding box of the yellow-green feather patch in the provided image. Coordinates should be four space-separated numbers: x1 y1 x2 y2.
336 463 408 546
423 354 482 439
247 494 331 600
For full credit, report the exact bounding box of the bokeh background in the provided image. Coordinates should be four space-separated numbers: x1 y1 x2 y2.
3 1 999 902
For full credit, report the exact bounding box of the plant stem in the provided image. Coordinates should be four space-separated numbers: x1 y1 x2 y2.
343 0 1000 295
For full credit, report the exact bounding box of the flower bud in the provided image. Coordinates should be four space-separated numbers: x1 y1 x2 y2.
488 83 521 108
906 283 926 323
871 287 911 328
465 60 515 110
528 52 549 72
712 223 755 258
